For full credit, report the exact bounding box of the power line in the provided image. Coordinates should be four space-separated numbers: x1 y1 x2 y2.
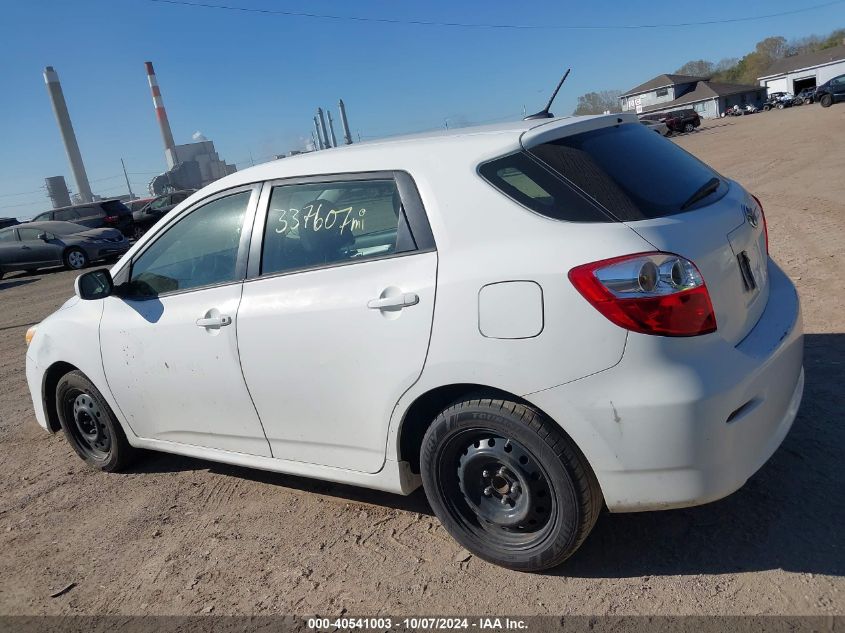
0 187 45 199
146 0 845 30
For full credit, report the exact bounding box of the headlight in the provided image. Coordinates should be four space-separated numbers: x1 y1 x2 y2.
25 325 38 346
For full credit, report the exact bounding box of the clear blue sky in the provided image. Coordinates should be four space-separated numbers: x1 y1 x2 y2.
1 0 842 219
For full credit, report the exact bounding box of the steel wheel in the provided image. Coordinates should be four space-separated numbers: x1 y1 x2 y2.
62 389 112 460
449 432 555 548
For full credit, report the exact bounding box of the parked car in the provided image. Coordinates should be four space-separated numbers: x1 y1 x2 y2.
31 200 134 238
131 190 194 239
794 88 816 105
0 221 129 278
125 197 155 214
0 217 20 230
25 114 803 572
639 118 670 136
641 108 701 133
816 73 845 107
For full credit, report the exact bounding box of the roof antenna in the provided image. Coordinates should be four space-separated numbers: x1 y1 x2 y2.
524 68 571 120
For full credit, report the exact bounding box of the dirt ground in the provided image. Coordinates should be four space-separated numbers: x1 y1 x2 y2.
0 104 843 617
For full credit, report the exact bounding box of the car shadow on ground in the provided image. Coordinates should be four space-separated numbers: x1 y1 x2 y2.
0 278 37 291
128 332 843 578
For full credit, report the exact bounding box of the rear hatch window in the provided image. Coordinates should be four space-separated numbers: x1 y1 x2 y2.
527 122 726 221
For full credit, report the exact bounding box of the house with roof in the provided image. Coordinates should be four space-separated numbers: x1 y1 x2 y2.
758 44 845 94
620 74 763 119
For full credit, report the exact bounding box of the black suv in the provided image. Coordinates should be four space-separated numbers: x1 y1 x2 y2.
31 199 134 237
0 218 20 230
641 109 701 133
131 190 194 239
816 73 845 107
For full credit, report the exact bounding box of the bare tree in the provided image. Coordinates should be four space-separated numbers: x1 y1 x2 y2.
573 90 623 115
674 60 714 77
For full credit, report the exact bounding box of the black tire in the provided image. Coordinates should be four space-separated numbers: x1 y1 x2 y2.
420 397 602 572
820 94 833 108
64 247 89 270
777 102 785 109
683 122 694 133
763 104 771 111
132 224 145 241
56 370 136 472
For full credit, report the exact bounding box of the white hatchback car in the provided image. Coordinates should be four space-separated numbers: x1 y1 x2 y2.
25 113 803 571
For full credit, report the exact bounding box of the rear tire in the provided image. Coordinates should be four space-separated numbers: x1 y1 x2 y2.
683 122 694 133
132 225 145 241
64 247 88 270
820 94 833 107
56 370 136 472
420 397 602 572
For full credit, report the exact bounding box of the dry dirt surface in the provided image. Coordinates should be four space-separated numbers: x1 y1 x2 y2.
0 104 843 618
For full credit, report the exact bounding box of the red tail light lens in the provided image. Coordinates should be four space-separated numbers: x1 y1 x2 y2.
569 252 717 337
104 215 119 223
751 194 768 254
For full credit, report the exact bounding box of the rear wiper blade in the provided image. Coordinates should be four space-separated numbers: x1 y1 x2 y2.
680 177 721 211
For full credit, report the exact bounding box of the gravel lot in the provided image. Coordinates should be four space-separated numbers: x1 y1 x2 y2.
0 104 843 616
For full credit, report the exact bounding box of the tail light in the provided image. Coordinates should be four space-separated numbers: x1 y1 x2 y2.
751 194 768 254
569 252 717 337
104 215 119 223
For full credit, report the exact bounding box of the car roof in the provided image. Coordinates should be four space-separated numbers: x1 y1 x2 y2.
19 221 88 232
197 114 637 199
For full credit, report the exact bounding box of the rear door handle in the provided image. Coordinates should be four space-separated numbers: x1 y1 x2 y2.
367 293 419 310
196 315 232 328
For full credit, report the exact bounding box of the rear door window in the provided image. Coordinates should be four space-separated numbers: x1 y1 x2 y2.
260 178 416 276
54 208 80 221
527 122 725 220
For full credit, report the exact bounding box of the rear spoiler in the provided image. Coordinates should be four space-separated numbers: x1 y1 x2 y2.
520 113 639 150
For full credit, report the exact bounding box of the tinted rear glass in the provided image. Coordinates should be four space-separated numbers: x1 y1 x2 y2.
101 200 129 214
528 122 724 220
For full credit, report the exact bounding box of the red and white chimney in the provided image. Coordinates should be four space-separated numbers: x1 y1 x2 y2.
145 61 177 168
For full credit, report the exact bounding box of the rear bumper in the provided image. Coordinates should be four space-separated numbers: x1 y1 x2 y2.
526 260 803 512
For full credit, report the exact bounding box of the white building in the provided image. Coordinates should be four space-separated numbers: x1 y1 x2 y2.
758 44 845 94
166 139 237 186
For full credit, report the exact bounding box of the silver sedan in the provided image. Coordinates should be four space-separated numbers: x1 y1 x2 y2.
0 221 130 279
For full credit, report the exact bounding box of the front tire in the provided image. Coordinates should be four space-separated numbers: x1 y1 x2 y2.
820 94 833 107
64 247 88 270
421 397 602 572
683 122 695 133
132 225 145 241
56 370 136 471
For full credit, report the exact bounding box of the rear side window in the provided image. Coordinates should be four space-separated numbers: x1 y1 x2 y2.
0 229 16 242
478 152 610 222
528 123 723 220
54 208 80 221
260 179 416 276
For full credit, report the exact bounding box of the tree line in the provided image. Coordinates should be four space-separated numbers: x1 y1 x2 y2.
573 27 844 115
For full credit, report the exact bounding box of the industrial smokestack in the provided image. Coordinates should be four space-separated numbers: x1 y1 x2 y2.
317 108 330 150
338 99 352 145
45 176 72 209
313 117 324 149
327 110 338 148
43 67 93 203
144 61 177 168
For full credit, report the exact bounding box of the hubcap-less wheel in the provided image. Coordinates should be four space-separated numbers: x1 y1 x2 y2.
132 226 144 241
458 435 552 535
67 250 86 269
65 391 111 459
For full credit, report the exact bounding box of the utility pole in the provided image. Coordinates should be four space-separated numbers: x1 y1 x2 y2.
120 158 134 200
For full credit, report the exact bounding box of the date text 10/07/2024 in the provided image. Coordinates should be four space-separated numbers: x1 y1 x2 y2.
276 202 367 235
306 618 528 631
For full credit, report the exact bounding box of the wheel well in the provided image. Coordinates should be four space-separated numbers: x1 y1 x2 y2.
398 384 539 474
42 361 78 433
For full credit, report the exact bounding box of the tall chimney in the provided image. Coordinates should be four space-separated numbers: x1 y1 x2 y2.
145 61 177 169
327 110 338 148
43 67 93 203
313 117 324 149
317 108 330 150
338 99 352 145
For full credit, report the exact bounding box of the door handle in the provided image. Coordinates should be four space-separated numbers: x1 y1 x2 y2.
195 314 232 328
367 292 419 310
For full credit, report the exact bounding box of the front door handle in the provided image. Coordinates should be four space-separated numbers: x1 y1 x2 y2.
196 314 232 328
367 292 419 310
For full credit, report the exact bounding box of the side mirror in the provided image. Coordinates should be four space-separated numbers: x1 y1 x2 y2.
38 232 49 241
75 269 114 301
